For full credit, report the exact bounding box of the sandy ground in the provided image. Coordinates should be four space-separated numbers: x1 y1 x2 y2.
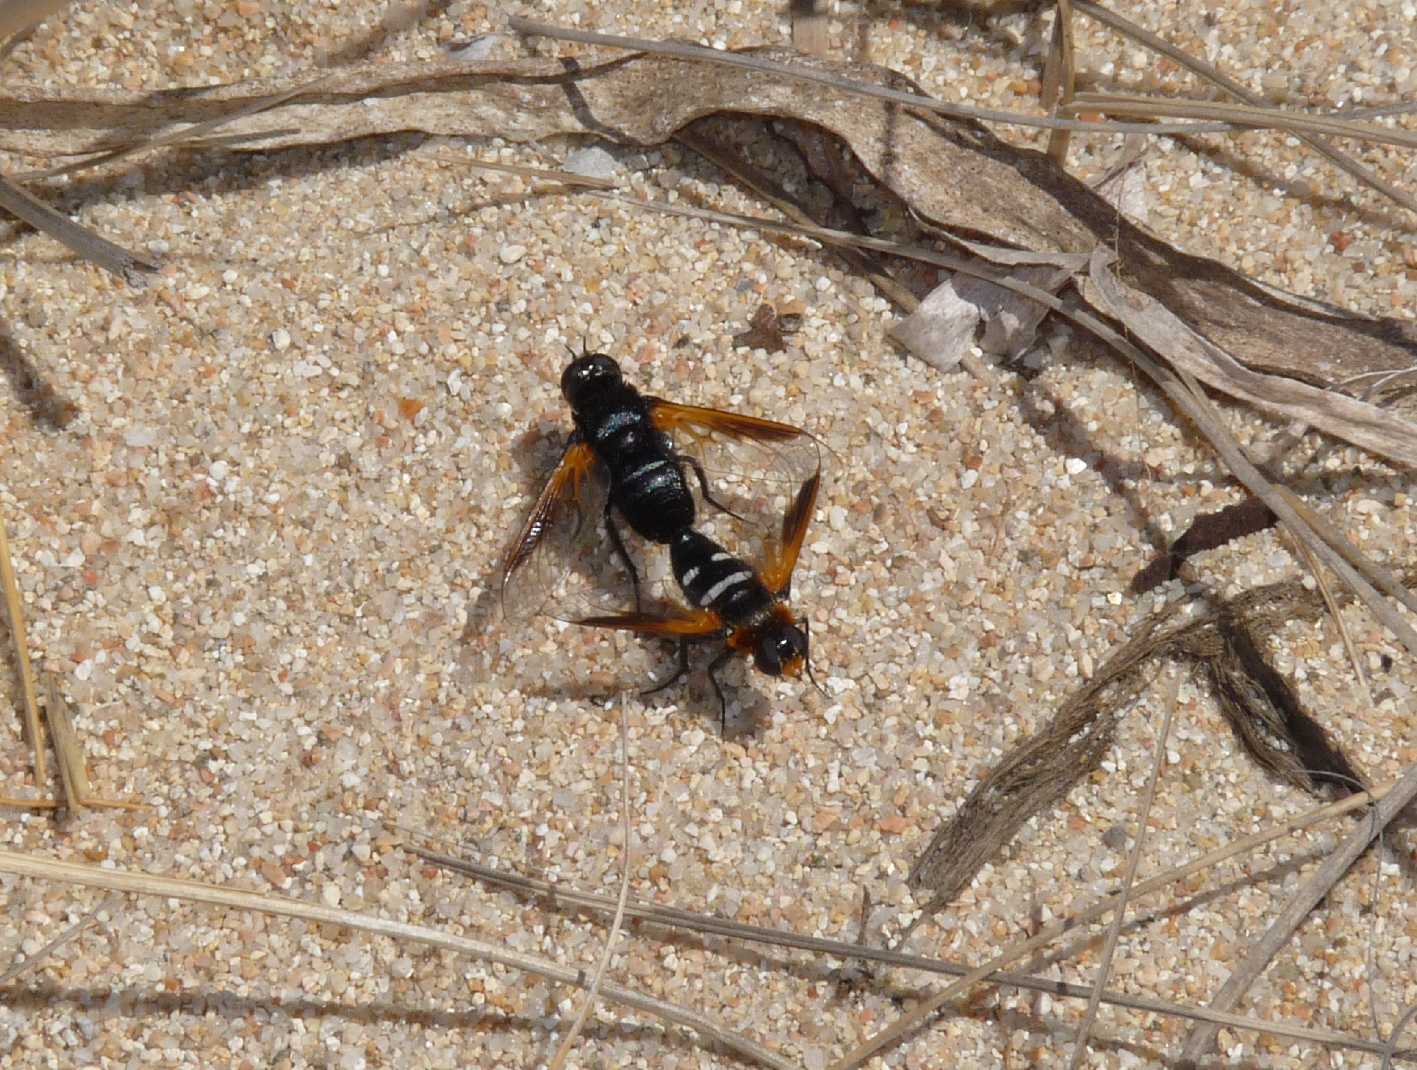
2 2 1415 1067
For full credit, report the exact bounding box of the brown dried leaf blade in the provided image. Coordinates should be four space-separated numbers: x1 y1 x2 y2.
1 50 1414 431
908 575 1379 908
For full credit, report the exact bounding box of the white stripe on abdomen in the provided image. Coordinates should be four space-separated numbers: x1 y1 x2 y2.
700 571 753 607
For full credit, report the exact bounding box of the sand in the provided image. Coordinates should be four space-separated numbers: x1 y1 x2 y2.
1 2 1415 1067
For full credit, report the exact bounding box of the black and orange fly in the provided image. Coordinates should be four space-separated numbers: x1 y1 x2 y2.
576 466 824 722
501 350 824 721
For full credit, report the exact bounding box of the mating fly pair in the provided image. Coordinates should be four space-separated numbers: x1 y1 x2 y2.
501 351 824 723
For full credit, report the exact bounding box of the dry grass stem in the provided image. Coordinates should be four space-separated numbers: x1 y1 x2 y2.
1085 252 1417 654
0 895 112 985
1178 761 1417 1064
19 74 338 184
1275 488 1417 619
1383 1005 1417 1070
603 191 1417 470
1066 92 1417 151
42 672 87 812
831 758 1407 1067
413 851 1415 1061
1280 515 1372 709
1042 0 1077 164
1159 362 1417 655
424 769 1396 970
1072 0 1417 214
1067 670 1180 1068
0 510 45 789
427 153 617 188
506 16 1241 138
0 848 795 1069
546 699 634 1069
30 674 143 812
0 172 155 283
409 769 1408 1064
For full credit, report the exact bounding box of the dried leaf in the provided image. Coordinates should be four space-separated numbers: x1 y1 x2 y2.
5 46 1414 452
733 303 788 352
907 605 1164 908
1083 258 1417 468
908 574 1382 908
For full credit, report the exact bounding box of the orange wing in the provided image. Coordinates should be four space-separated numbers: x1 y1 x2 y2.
761 471 821 595
649 396 822 553
649 401 821 489
574 608 723 638
499 440 600 620
650 400 811 447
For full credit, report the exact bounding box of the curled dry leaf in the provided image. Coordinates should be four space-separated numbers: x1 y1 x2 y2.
1084 257 1417 467
4 47 1413 459
907 571 1388 910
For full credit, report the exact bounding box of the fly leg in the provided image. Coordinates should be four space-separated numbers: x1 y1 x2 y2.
642 638 692 698
675 452 743 521
705 646 735 733
602 499 643 611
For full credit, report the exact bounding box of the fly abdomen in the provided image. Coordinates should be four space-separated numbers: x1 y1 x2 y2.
670 529 772 626
615 450 695 541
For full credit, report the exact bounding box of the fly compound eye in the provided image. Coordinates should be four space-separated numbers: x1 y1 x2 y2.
754 634 784 676
756 625 806 677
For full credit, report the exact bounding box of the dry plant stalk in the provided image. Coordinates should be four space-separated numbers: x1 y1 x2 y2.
0 897 106 984
0 847 794 1070
1071 0 1416 214
3 35 1415 454
427 154 617 189
0 170 155 283
908 573 1382 911
836 762 1417 1069
407 772 1408 1064
1041 0 1078 164
1065 93 1417 151
0 511 45 789
28 673 142 812
1066 670 1180 1068
41 672 88 811
546 699 633 1068
1177 760 1417 1066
